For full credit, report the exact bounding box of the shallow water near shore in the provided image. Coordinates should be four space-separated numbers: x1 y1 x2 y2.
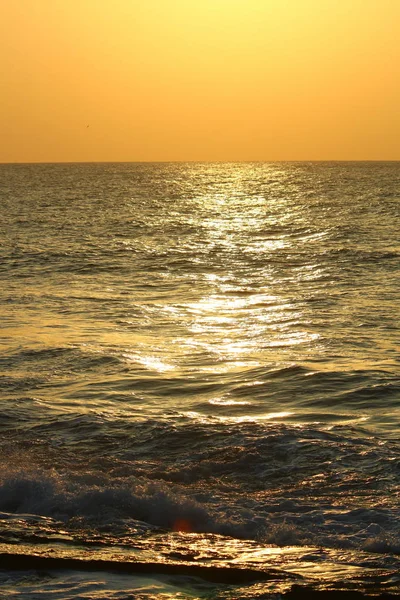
0 162 399 598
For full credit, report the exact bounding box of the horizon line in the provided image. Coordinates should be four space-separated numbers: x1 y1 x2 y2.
2 159 400 165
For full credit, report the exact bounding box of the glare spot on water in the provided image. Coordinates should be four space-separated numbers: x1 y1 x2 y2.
123 353 175 373
187 295 249 313
182 411 294 423
209 397 251 406
225 411 294 423
268 332 320 346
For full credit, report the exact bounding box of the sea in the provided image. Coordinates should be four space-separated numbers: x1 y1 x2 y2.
0 161 399 599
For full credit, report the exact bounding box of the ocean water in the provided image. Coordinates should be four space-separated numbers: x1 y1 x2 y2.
0 161 399 599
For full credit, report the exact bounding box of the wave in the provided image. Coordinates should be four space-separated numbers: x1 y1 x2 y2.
0 552 399 599
0 551 295 585
0 472 400 570
0 467 399 555
0 346 124 378
0 416 399 555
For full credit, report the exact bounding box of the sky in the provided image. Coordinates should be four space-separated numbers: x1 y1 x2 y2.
1 0 400 162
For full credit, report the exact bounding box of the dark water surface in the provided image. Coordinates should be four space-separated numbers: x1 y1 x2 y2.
0 162 399 598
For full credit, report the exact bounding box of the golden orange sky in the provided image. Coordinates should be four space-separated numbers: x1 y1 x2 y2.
1 0 399 162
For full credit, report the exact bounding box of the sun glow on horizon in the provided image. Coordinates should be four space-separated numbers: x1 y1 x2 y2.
1 0 399 162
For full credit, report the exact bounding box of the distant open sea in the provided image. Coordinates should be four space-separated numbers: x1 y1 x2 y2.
0 162 399 599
